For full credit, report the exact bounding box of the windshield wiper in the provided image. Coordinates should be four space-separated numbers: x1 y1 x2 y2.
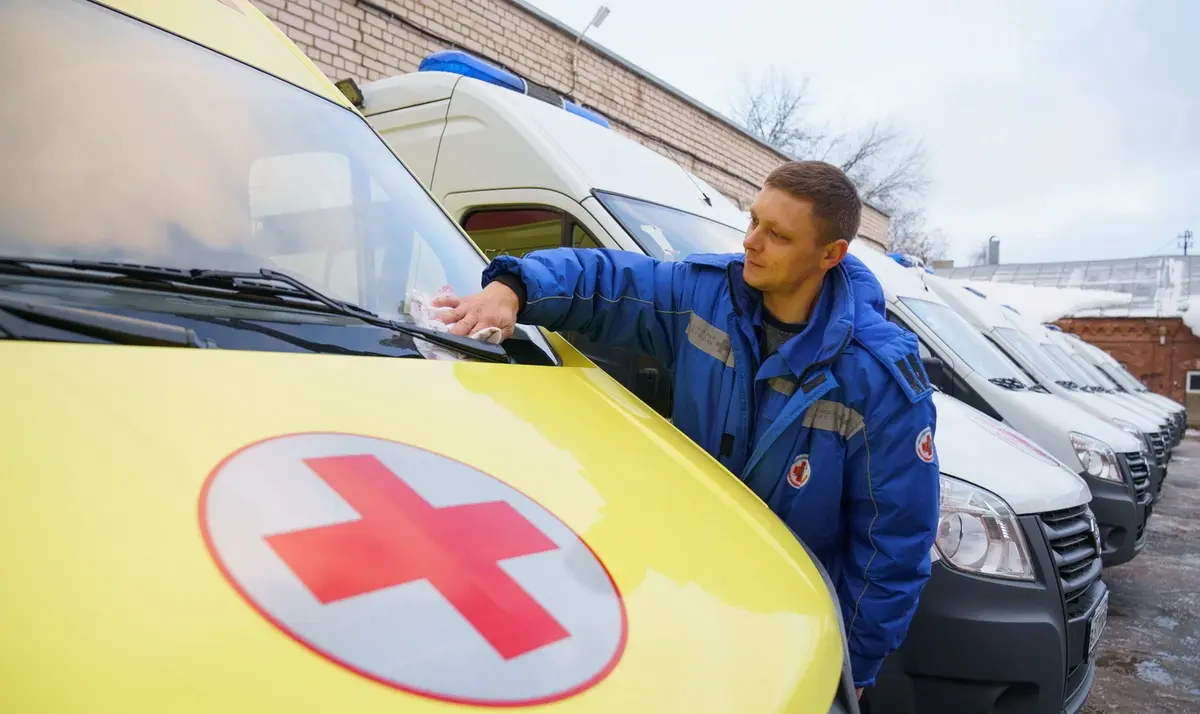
0 258 509 363
0 294 211 348
987 377 1029 391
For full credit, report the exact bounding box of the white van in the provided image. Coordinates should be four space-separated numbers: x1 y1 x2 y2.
1046 327 1183 454
921 276 1170 494
849 256 1147 567
1057 328 1187 442
349 51 1109 714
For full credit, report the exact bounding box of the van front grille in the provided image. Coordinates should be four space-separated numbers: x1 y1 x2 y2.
1124 452 1152 505
1037 504 1103 618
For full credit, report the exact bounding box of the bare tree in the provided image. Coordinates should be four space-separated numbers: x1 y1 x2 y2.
731 69 826 160
731 69 937 250
731 72 928 211
888 207 949 263
968 239 991 266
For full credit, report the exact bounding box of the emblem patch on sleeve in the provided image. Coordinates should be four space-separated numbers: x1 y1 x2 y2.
916 426 936 463
787 454 811 489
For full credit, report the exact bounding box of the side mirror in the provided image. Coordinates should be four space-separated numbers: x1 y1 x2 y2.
922 355 949 392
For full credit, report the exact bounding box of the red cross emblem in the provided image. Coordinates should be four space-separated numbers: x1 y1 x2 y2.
787 454 811 489
916 426 935 463
200 433 626 705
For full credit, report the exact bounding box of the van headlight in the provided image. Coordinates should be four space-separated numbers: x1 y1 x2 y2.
931 475 1035 581
1110 418 1151 456
1069 432 1124 482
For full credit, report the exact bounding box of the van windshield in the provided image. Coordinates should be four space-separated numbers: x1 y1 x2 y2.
0 0 541 353
1044 343 1106 389
595 191 746 261
993 327 1074 385
901 298 1032 386
1096 360 1142 392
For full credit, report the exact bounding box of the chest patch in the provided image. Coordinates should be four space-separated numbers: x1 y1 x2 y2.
786 454 811 489
916 426 936 463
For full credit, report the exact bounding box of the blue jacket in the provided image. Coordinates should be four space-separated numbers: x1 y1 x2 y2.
482 248 940 687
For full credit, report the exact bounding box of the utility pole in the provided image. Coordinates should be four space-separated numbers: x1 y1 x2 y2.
1180 230 1194 257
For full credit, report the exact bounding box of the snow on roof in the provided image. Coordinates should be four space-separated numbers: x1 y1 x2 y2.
941 255 1196 318
944 278 1133 324
1182 296 1200 339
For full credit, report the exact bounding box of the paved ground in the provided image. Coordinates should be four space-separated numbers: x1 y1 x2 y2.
1083 433 1200 714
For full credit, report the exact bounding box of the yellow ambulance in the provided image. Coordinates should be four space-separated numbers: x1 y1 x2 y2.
0 1 858 711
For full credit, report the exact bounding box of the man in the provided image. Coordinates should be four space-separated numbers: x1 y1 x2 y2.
435 160 940 696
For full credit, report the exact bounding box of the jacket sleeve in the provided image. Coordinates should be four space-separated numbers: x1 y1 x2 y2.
481 247 692 369
837 386 940 688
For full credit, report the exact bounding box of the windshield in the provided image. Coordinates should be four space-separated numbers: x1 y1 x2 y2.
1097 360 1141 392
0 0 546 355
1044 342 1105 389
595 191 746 261
900 298 1032 384
993 327 1073 384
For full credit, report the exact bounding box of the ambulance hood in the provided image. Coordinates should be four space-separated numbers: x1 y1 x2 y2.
930 393 1090 514
2 339 844 713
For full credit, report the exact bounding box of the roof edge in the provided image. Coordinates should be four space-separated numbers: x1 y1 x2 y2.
503 0 792 163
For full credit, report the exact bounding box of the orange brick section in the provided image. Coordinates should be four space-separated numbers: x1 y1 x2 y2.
1056 316 1200 408
249 0 889 249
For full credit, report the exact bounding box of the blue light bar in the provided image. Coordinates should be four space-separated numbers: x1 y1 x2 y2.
963 286 989 299
418 50 525 94
1044 324 1063 331
887 252 915 267
563 100 611 128
417 50 611 129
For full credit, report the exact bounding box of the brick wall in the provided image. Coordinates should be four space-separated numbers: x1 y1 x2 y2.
248 0 890 250
1055 316 1200 411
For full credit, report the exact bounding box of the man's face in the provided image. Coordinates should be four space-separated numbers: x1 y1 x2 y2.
742 186 848 294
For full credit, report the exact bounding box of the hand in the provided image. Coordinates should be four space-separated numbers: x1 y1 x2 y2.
856 688 863 700
433 281 520 340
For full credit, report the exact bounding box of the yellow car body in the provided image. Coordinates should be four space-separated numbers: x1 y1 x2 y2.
0 1 848 711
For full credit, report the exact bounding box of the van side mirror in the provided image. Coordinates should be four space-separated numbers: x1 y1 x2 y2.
922 355 949 392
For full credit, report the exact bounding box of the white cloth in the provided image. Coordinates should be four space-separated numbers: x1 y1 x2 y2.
404 286 502 360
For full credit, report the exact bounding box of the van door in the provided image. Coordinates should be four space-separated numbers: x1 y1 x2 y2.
442 189 674 417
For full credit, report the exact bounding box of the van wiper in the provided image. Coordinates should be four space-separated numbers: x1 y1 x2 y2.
987 377 1028 391
0 294 211 348
0 258 509 363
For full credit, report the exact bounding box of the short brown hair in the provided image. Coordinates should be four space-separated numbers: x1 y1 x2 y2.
764 160 862 244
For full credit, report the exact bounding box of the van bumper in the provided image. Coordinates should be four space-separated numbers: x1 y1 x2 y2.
867 516 1104 714
1087 476 1145 567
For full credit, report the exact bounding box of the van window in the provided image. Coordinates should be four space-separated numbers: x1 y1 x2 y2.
0 0 497 325
901 298 1032 385
992 327 1073 385
1044 343 1106 389
595 191 745 261
461 208 602 259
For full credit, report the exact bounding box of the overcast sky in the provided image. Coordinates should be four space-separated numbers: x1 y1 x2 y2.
523 0 1199 265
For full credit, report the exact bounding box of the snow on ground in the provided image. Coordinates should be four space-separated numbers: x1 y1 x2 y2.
945 278 1133 323
1180 296 1200 339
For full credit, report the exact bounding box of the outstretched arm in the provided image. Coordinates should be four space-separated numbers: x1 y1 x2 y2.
441 248 692 369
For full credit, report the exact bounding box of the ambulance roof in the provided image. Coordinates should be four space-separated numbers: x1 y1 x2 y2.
96 0 352 110
847 242 936 302
360 71 749 231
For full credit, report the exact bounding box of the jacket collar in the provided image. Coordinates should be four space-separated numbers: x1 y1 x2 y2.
724 257 857 379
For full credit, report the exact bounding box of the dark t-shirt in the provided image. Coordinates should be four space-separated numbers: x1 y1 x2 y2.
759 309 807 357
